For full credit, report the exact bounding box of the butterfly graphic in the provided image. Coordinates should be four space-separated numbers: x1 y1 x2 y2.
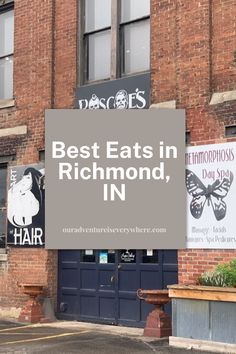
186 169 233 221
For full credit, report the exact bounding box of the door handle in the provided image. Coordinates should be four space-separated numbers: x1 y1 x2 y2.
118 264 121 269
110 275 115 283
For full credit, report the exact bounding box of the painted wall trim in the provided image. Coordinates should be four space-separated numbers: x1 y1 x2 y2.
150 100 176 109
0 99 15 109
210 90 236 105
0 125 27 138
0 254 7 262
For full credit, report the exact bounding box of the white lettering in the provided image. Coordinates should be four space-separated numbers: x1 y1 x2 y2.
14 228 43 245
52 141 65 158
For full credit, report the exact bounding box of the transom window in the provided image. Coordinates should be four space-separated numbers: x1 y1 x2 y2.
0 2 14 100
80 0 150 84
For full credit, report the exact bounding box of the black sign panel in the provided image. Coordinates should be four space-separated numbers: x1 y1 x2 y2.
75 73 150 110
7 164 45 247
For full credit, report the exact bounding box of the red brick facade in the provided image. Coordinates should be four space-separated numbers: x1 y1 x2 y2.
0 0 236 314
151 0 236 284
0 0 61 315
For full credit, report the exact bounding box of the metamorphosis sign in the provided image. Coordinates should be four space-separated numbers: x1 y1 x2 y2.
7 164 45 247
186 142 236 249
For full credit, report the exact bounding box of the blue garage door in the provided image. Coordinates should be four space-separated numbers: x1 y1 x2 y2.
58 250 178 327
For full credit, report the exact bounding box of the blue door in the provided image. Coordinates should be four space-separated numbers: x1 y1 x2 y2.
58 250 178 327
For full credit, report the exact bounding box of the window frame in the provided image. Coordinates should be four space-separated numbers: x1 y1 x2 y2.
0 155 15 249
84 27 112 82
82 0 112 83
78 0 150 86
120 15 150 76
0 1 14 101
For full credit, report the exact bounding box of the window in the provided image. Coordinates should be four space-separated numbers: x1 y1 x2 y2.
99 250 115 263
0 164 7 248
39 150 45 162
225 125 236 137
0 2 14 100
81 249 96 262
119 249 136 263
185 131 191 145
84 0 111 82
120 0 150 75
81 0 150 84
141 249 158 263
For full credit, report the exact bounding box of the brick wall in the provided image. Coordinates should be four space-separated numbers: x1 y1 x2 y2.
0 249 57 307
53 0 77 108
151 0 236 284
0 0 77 314
178 249 236 284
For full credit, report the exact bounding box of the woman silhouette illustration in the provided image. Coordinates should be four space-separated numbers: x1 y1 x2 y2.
8 167 43 227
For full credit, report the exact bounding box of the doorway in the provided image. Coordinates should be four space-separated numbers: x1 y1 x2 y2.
58 250 178 327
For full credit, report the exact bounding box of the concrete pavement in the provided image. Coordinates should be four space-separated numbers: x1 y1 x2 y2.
0 320 213 353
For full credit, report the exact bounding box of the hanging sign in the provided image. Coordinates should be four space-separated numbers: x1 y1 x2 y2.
7 164 45 247
147 249 153 256
121 250 136 263
76 73 150 110
99 251 108 264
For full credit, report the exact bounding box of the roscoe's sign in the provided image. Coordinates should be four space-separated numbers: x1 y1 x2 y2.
75 73 150 110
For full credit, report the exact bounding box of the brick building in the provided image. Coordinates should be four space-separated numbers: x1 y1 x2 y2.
0 0 235 325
